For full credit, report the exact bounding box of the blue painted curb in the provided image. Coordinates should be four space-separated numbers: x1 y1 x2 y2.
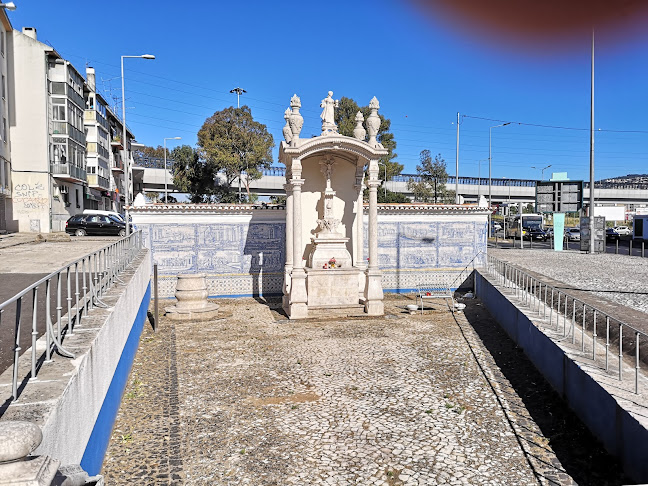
80 282 151 475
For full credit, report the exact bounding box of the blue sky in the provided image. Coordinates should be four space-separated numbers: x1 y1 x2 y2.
9 0 648 181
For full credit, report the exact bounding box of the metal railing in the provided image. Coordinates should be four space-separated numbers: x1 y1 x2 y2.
50 163 87 182
0 232 143 402
485 254 646 394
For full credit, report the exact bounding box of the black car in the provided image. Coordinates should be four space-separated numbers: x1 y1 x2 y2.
606 228 620 241
524 227 548 241
65 214 127 237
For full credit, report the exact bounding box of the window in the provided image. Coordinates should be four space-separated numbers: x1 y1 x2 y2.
1 75 5 99
52 141 67 163
1 31 5 57
76 188 80 208
53 104 66 121
2 118 5 143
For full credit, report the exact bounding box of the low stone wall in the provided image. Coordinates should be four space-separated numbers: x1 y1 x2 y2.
0 250 151 475
475 271 648 483
132 204 489 298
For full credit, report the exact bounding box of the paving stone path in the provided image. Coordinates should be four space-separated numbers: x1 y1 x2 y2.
102 296 628 485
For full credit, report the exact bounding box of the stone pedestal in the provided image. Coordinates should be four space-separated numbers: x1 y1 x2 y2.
165 274 220 321
306 267 360 307
307 235 352 269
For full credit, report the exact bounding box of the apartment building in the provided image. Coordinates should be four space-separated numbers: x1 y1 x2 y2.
9 27 87 232
0 10 11 233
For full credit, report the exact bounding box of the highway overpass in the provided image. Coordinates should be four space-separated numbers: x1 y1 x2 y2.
133 162 648 209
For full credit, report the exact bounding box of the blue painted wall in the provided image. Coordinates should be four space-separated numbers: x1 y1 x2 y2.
80 283 151 476
137 216 487 298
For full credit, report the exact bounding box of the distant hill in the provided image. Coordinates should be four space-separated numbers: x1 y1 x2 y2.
599 174 648 184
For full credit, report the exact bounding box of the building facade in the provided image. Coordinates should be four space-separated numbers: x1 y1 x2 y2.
0 11 11 233
6 27 136 233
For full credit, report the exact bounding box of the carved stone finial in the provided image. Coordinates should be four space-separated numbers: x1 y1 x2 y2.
353 111 366 141
282 108 292 143
288 94 303 145
320 91 339 135
366 97 382 148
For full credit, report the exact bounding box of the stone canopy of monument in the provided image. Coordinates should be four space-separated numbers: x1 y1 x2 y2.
279 91 389 319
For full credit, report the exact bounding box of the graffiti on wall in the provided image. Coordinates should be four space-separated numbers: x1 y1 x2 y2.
13 182 48 214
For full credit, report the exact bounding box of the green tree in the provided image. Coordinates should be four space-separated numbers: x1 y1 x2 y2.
335 97 403 182
171 145 234 203
198 106 274 202
408 151 455 203
135 145 168 158
144 191 160 203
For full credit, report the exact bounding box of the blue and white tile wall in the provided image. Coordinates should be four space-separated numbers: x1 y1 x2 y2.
136 211 487 298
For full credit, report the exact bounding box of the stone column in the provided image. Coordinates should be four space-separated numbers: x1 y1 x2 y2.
289 177 308 318
364 169 384 315
282 183 293 310
354 181 366 300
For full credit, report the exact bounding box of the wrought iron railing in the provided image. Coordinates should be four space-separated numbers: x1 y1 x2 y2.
485 254 646 394
0 232 143 402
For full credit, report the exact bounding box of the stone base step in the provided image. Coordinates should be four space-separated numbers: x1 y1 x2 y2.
307 303 366 318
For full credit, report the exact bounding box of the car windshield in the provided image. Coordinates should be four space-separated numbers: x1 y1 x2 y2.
108 215 123 224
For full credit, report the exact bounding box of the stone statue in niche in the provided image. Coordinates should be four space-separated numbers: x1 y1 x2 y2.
282 108 292 143
320 91 339 135
316 156 341 235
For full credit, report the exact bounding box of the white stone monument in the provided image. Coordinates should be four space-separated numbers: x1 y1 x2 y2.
279 92 387 319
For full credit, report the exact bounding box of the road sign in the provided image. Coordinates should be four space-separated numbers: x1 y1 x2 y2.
536 180 583 213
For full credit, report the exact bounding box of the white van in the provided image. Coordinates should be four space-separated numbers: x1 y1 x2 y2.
82 209 125 223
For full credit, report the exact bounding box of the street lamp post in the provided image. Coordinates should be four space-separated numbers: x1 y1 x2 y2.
230 87 247 108
121 54 155 236
489 122 511 236
164 137 181 203
531 164 552 181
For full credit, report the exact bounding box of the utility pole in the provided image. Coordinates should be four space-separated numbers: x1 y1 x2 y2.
589 30 596 254
455 112 460 204
230 87 246 108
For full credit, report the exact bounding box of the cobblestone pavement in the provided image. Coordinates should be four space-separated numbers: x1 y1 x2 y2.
489 248 648 315
102 296 628 485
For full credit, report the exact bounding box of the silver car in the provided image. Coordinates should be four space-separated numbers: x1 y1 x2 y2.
565 227 581 241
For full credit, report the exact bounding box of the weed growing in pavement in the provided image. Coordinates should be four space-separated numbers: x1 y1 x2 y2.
121 433 132 444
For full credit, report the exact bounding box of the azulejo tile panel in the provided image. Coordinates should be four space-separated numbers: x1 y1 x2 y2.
141 217 486 298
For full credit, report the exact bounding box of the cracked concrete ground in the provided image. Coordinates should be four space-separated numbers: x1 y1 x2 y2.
102 295 628 485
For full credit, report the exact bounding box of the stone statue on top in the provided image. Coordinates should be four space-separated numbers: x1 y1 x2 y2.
320 91 339 135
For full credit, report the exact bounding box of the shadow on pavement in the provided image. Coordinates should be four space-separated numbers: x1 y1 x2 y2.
459 297 629 486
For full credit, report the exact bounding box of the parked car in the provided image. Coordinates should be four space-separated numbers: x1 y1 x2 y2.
565 227 581 241
614 225 632 236
82 209 126 223
524 227 548 241
491 221 502 232
606 228 621 241
65 214 127 237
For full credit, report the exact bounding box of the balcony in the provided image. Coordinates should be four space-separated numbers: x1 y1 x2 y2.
87 174 111 190
52 121 85 144
50 163 87 183
111 156 125 173
84 109 110 131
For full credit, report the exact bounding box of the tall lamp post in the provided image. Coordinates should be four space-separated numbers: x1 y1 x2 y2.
531 164 552 181
121 54 155 236
489 122 511 236
230 87 246 108
164 137 181 202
